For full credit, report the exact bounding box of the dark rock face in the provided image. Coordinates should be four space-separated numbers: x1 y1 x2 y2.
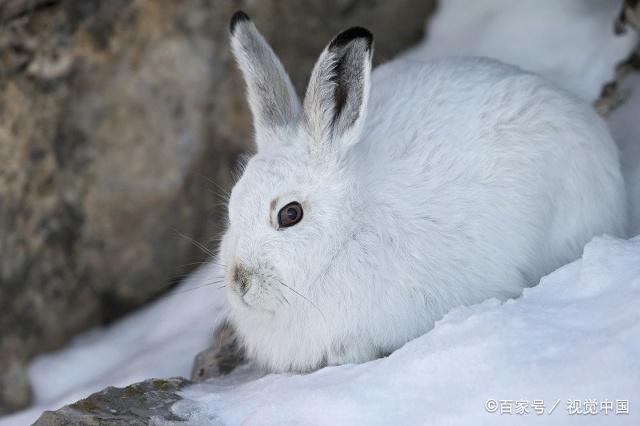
0 0 434 414
33 377 191 425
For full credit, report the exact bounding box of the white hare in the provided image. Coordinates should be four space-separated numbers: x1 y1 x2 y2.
217 11 626 373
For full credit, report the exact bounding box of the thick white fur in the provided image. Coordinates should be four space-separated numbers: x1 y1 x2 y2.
221 18 627 373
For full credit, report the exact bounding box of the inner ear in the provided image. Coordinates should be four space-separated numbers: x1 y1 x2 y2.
332 57 349 125
329 44 366 133
303 27 373 151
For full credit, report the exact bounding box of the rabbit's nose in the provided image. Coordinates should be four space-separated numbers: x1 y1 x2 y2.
232 264 251 294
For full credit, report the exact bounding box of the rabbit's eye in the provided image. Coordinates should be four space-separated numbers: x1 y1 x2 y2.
278 202 303 228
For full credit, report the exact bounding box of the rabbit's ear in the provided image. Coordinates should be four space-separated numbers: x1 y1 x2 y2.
230 11 301 149
303 27 373 157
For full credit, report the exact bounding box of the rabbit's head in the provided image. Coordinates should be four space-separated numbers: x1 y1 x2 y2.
221 12 373 317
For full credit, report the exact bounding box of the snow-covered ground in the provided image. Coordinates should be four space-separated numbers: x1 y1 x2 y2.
1 1 639 425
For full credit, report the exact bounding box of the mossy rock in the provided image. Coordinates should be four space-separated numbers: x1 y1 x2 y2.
33 377 192 425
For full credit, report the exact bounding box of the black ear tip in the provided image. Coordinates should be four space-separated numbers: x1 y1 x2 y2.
329 27 374 51
230 10 251 34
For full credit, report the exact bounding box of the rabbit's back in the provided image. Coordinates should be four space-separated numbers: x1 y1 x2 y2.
359 57 626 302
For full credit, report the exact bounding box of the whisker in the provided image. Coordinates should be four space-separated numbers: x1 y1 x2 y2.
281 293 290 306
170 264 226 282
274 277 326 321
196 172 231 199
171 229 216 257
167 280 227 296
177 261 213 268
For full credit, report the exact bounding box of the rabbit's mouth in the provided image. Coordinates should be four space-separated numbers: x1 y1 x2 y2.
228 263 289 312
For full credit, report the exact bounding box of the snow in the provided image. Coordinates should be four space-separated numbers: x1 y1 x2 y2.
165 235 640 425
1 1 639 425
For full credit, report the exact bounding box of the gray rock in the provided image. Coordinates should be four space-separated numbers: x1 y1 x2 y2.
615 0 640 34
0 0 240 413
594 49 640 116
0 0 434 414
33 377 191 425
0 357 31 416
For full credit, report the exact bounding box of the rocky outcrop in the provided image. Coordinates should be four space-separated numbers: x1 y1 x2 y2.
0 0 435 413
0 0 238 413
33 377 191 425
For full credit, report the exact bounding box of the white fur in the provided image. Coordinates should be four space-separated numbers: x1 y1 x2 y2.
220 18 626 373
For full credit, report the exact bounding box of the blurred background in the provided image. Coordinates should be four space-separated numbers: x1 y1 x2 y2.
1 0 639 422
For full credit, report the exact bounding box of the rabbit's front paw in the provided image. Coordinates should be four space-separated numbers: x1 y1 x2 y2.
191 320 246 381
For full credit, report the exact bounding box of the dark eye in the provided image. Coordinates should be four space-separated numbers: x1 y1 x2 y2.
278 202 303 228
